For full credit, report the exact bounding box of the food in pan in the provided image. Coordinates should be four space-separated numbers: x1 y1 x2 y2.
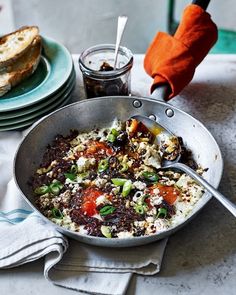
0 26 42 96
32 119 205 238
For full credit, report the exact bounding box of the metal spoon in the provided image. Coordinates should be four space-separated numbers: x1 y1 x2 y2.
113 15 128 70
132 115 236 217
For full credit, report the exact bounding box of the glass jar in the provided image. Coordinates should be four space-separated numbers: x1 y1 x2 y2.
79 44 133 98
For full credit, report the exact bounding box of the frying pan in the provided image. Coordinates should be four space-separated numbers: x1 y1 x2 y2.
14 0 223 247
14 94 223 247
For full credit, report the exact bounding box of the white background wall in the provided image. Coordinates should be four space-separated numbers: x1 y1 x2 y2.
10 0 236 54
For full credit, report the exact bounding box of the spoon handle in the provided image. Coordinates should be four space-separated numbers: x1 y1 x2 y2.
172 162 236 217
114 15 128 70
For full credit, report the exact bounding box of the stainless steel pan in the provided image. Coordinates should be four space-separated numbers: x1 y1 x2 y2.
14 93 223 247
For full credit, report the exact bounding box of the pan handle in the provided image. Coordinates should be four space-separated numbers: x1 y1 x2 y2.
150 0 211 102
150 84 170 101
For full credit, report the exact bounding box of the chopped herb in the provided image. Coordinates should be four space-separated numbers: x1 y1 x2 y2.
101 225 112 238
111 178 127 186
49 180 63 195
70 164 78 174
51 208 63 219
34 185 49 195
64 172 76 181
120 162 128 172
99 205 116 216
98 158 109 172
134 203 148 215
142 171 159 182
156 208 167 219
78 172 89 179
107 128 119 142
107 133 116 143
122 180 132 197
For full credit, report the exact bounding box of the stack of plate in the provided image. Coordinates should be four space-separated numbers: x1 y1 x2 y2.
0 36 76 131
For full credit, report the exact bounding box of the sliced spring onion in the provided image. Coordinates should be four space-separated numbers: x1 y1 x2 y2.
107 133 116 143
78 172 89 179
101 225 112 238
51 180 63 189
51 208 63 219
98 158 109 172
122 180 132 197
134 203 148 215
49 180 63 195
156 207 167 219
107 128 119 142
50 184 60 195
142 171 159 182
111 128 119 136
99 205 116 216
137 194 150 205
70 164 78 174
34 185 49 195
120 162 128 172
64 172 76 181
111 178 127 186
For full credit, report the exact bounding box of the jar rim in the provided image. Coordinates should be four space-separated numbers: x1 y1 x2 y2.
78 44 133 78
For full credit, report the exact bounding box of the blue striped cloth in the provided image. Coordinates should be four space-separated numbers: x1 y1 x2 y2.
0 209 33 224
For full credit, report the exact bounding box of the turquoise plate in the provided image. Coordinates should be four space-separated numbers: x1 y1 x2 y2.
0 88 74 131
0 36 73 112
0 68 76 120
0 76 75 126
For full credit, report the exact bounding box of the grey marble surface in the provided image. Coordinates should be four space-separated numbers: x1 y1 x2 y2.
1 55 235 295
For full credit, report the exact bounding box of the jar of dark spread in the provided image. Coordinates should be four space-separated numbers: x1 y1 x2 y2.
79 44 133 98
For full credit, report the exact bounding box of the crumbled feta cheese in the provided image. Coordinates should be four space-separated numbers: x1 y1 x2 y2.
117 231 133 238
133 181 146 190
96 195 111 206
150 196 163 206
94 178 107 188
79 225 88 235
76 157 96 172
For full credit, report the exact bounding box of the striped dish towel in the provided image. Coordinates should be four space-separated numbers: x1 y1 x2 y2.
0 131 167 295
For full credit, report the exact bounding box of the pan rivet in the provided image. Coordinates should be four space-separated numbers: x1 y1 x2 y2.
133 100 142 108
149 114 156 121
165 108 174 117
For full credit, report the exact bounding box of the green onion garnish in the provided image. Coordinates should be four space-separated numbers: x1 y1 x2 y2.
122 180 132 197
156 208 167 219
99 205 116 216
120 162 128 172
49 180 63 195
111 178 127 186
70 164 78 174
107 134 116 143
51 208 63 219
98 158 109 173
34 185 49 195
134 203 148 215
142 171 159 182
107 128 119 143
64 172 76 181
78 172 89 179
101 225 112 238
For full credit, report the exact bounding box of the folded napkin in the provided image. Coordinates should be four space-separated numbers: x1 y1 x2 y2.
0 131 167 295
144 4 218 99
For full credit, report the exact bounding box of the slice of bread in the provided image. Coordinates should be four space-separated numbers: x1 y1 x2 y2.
0 26 39 69
0 35 42 97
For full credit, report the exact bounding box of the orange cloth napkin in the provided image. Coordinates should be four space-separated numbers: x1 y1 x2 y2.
144 4 218 100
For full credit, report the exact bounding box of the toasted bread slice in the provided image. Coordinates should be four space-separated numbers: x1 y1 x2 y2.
0 35 42 97
0 26 39 69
